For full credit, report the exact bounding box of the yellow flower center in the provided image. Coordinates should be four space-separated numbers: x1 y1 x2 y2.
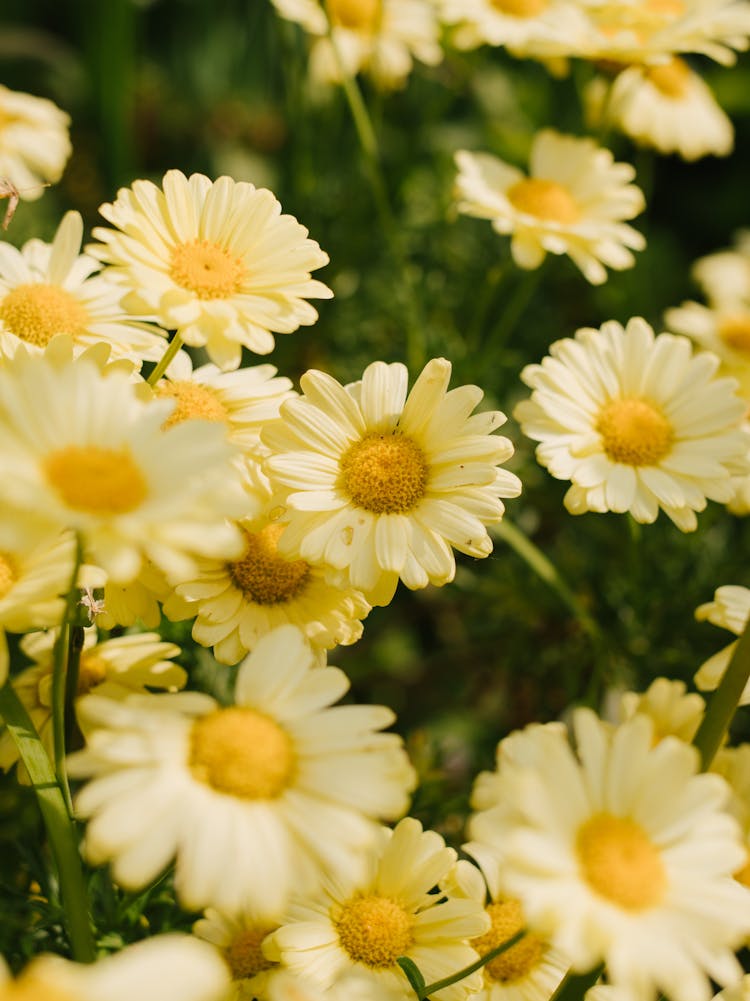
228 525 311 605
507 179 579 224
340 432 428 515
646 57 691 98
156 380 229 429
596 398 673 466
474 900 545 983
44 445 148 514
0 284 89 347
491 0 548 17
577 813 666 910
719 314 750 356
169 239 246 300
226 925 277 980
336 895 415 968
189 707 295 800
0 552 18 600
76 653 109 693
327 0 381 30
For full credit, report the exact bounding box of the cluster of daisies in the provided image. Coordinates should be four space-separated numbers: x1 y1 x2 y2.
1 20 750 1001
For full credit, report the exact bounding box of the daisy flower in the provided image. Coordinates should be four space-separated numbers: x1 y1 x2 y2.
0 336 245 583
67 625 416 917
514 317 750 530
165 466 370 665
439 0 590 56
261 357 521 606
89 170 333 370
0 85 71 199
665 300 750 399
446 858 569 1001
692 232 750 308
194 908 285 1001
454 132 645 285
0 211 167 364
617 677 705 743
0 934 230 1001
600 59 733 161
465 709 750 1001
0 626 185 779
695 585 750 702
155 349 295 461
267 817 490 1001
0 529 75 684
269 0 443 90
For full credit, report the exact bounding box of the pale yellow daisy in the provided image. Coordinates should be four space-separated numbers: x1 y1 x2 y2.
514 317 750 530
465 709 750 1001
270 0 443 90
601 59 733 161
0 336 245 583
617 677 705 743
165 467 370 664
0 85 71 199
695 585 750 702
67 625 416 917
0 934 230 1001
692 232 750 309
267 817 490 1001
262 357 521 606
454 132 645 285
89 170 333 370
194 908 285 1001
439 0 590 56
155 349 296 461
0 626 185 779
664 300 750 399
0 211 167 364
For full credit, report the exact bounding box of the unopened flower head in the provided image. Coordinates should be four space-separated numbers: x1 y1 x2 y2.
695 585 750 702
617 677 705 744
0 211 167 364
466 709 750 1001
262 357 521 606
0 85 71 199
68 625 416 917
269 0 443 89
89 170 333 370
514 317 750 530
0 336 246 583
455 132 645 285
267 816 491 1001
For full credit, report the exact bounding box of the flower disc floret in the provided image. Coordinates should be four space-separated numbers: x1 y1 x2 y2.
596 398 673 465
228 526 311 605
475 900 545 983
336 895 415 967
0 284 89 346
576 813 666 910
225 927 276 979
44 445 148 514
156 380 229 428
340 432 428 514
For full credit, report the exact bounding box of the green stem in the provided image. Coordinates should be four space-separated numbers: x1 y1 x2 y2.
693 618 750 769
549 965 604 1001
419 929 526 998
0 683 95 961
52 538 83 814
147 331 184 386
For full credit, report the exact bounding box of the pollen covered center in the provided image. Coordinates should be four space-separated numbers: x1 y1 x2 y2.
646 57 691 98
719 315 750 356
0 553 18 600
156 380 229 429
491 0 548 18
327 0 381 30
44 445 148 514
170 239 246 300
226 926 277 980
474 900 545 983
189 706 295 800
340 432 428 514
577 812 666 910
336 895 415 968
596 398 673 465
228 525 311 605
507 179 579 224
0 283 89 347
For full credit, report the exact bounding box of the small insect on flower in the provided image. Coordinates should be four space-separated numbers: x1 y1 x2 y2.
0 178 49 229
78 585 106 623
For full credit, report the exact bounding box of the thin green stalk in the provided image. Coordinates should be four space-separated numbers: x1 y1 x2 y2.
418 929 526 998
549 965 604 1001
693 617 750 769
147 331 184 386
52 538 83 814
0 683 95 961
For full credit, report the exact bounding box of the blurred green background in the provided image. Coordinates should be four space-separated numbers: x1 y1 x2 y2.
1 0 750 961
